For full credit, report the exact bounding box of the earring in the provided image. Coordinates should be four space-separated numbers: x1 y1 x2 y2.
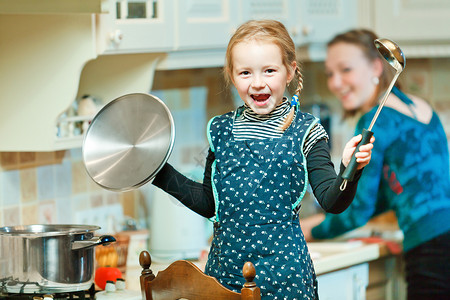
372 77 380 85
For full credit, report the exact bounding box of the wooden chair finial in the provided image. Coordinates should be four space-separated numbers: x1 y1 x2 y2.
242 261 256 288
139 250 153 277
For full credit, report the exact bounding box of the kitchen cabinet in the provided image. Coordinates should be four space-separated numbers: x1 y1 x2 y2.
239 0 301 43
294 0 362 61
317 263 368 300
372 0 450 42
3 0 450 151
97 0 176 54
370 0 450 58
0 0 106 14
0 13 98 151
308 238 406 300
297 0 450 60
176 0 238 51
366 255 406 300
0 1 164 151
295 0 359 45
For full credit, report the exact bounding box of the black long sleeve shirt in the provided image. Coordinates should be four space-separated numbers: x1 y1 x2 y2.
153 138 362 219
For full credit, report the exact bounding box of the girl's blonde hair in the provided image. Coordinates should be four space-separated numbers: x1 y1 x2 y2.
327 29 395 118
224 20 303 130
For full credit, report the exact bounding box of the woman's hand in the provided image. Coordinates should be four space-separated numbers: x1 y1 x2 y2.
342 134 375 170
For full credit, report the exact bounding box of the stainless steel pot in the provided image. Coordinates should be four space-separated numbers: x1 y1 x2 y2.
0 224 115 294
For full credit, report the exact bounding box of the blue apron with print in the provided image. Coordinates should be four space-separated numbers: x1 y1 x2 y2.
205 107 319 299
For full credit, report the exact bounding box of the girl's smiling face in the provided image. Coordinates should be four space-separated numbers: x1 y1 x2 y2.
325 42 381 112
231 40 295 115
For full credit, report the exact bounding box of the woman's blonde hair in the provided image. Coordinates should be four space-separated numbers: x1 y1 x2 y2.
327 29 395 117
224 20 302 130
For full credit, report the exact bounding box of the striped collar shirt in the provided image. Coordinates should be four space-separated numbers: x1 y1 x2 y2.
232 99 328 157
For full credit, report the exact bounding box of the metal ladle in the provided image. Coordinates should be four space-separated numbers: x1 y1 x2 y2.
340 38 406 190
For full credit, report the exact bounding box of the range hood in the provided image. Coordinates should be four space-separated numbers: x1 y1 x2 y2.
0 3 164 152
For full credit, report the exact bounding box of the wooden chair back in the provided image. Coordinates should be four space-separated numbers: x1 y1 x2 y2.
139 250 261 300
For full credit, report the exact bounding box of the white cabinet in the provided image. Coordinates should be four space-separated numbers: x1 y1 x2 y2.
239 0 301 43
371 0 450 58
295 0 359 45
97 0 176 54
291 0 366 61
0 2 164 151
317 263 369 300
372 0 450 42
296 0 450 60
176 0 239 50
3 0 450 151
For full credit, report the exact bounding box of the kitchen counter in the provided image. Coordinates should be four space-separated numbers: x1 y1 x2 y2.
123 220 405 297
124 238 400 288
308 240 381 275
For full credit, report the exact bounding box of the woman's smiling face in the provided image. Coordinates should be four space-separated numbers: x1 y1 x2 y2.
231 39 295 115
325 42 379 112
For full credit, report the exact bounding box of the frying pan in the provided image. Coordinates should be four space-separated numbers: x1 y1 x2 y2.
82 93 175 192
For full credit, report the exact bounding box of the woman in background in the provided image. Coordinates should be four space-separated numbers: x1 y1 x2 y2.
301 29 450 300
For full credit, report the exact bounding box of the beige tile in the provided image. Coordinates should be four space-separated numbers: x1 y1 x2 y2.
402 60 432 101
3 206 20 226
72 161 88 194
20 168 37 203
90 193 104 207
431 58 450 102
121 191 136 218
72 196 90 211
106 192 120 205
180 88 191 109
88 176 102 192
21 203 39 225
38 201 56 224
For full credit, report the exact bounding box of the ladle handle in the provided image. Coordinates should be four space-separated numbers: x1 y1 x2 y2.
342 128 374 182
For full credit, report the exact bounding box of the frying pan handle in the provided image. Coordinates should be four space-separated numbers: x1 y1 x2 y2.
72 235 116 251
342 128 374 182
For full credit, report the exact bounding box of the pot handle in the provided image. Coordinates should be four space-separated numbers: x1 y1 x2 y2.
72 235 116 251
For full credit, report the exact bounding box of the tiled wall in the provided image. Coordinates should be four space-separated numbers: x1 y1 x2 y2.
1 58 449 228
0 150 139 227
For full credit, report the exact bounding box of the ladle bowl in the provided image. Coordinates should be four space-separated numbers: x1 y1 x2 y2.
374 38 406 71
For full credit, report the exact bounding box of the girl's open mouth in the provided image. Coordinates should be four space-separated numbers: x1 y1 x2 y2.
251 94 270 105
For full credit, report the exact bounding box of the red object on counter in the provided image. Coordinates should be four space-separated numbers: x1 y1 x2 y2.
350 236 402 255
95 267 123 290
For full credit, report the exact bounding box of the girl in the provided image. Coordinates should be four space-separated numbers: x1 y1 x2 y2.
302 29 450 299
153 21 374 299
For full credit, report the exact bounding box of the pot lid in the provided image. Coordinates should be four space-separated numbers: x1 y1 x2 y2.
0 224 100 236
82 93 175 191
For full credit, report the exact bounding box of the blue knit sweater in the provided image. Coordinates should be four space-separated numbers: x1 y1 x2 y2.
312 95 450 252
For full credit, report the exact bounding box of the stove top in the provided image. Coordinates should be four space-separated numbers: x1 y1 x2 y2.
0 283 96 300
